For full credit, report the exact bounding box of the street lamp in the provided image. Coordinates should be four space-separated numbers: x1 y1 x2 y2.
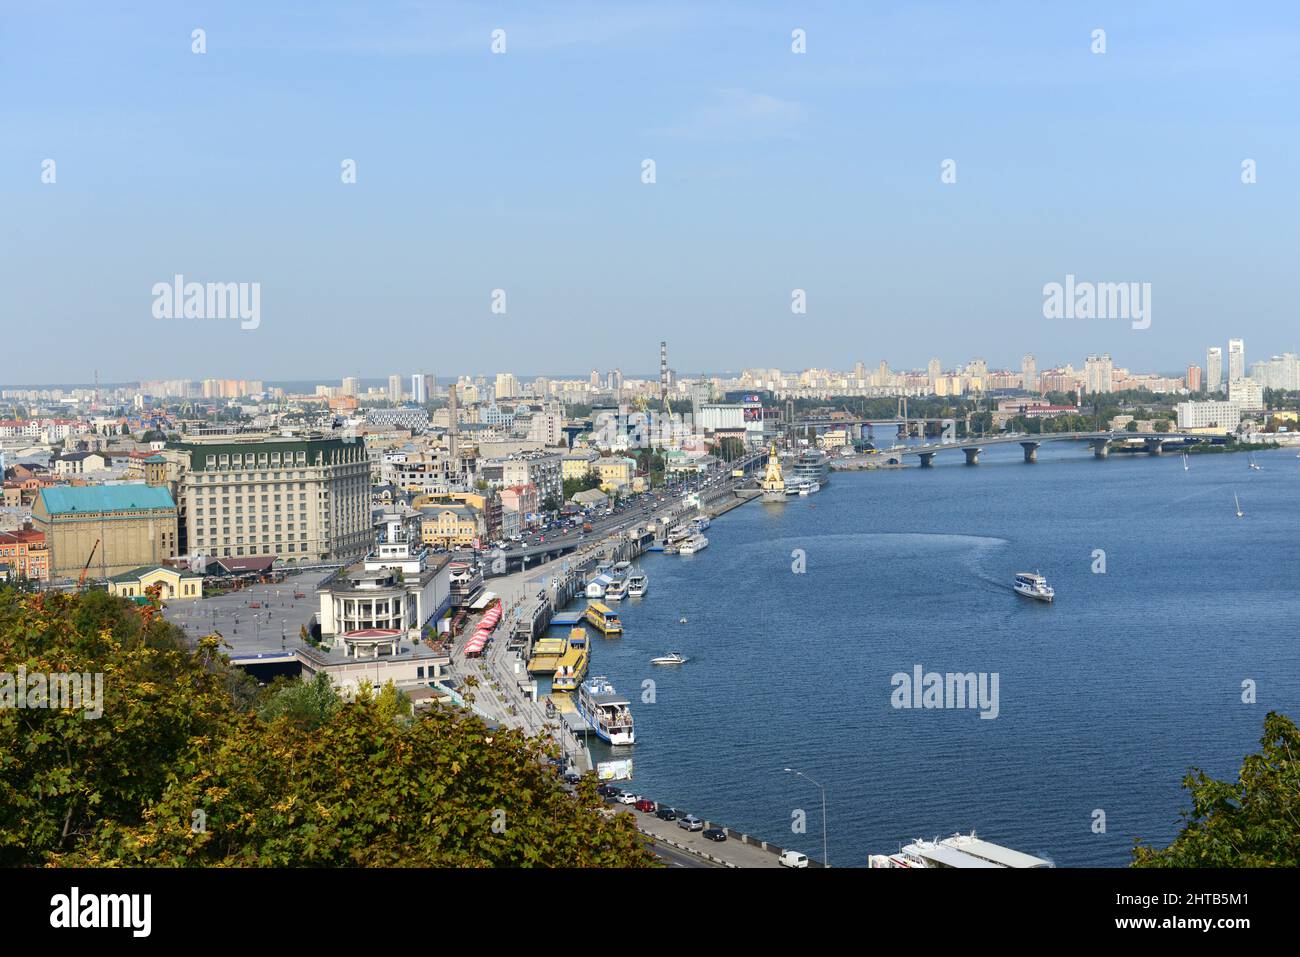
782 767 828 867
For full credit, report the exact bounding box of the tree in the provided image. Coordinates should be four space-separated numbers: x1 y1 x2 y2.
1132 712 1300 867
562 472 601 500
0 587 657 868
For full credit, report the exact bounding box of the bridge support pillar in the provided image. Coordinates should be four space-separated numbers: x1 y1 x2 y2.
1020 441 1040 463
963 447 982 466
918 452 936 468
1091 439 1111 459
1145 440 1164 456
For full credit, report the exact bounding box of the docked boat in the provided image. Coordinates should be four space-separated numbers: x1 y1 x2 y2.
689 515 711 532
1013 571 1054 603
792 449 831 488
650 652 687 665
576 676 635 745
677 534 709 555
604 574 629 601
526 634 569 674
625 569 649 598
585 600 623 636
869 831 1052 869
551 630 590 692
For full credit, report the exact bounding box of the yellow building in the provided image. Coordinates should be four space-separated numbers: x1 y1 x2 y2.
107 565 203 601
562 449 601 482
419 504 481 549
33 484 178 580
595 456 637 493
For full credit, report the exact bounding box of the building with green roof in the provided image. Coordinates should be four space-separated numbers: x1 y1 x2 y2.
33 483 178 581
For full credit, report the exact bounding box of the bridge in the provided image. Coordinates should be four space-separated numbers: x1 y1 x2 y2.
879 431 1216 467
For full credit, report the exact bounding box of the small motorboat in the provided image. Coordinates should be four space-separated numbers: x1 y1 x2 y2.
679 617 688 624
650 653 688 665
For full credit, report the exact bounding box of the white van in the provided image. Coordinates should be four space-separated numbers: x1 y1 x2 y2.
778 850 809 868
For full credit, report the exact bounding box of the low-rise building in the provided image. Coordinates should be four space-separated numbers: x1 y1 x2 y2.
0 529 49 581
107 564 203 601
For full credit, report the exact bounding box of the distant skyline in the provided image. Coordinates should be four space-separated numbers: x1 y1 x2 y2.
7 1 1300 381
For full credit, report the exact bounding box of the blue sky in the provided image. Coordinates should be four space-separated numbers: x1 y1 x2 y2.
4 1 1299 384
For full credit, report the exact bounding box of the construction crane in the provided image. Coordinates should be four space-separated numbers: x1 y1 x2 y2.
78 539 101 588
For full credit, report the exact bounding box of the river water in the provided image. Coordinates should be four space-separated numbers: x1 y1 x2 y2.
551 441 1300 866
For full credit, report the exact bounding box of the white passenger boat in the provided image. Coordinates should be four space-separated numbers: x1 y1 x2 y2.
1013 571 1054 603
868 831 1053 869
650 652 687 665
625 570 649 598
689 515 711 532
677 534 709 555
576 676 635 745
604 575 629 601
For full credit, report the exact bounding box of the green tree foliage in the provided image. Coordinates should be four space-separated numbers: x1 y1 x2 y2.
562 471 602 500
1132 712 1300 867
0 588 656 868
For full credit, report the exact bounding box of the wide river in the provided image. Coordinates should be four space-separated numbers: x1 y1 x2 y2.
550 441 1300 866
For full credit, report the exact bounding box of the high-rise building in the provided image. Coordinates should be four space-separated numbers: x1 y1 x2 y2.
1186 364 1203 393
342 376 360 396
410 373 427 404
1206 347 1223 393
495 373 519 400
1227 339 1246 382
927 358 941 391
387 375 403 403
1021 354 1037 393
1084 354 1114 394
175 436 370 563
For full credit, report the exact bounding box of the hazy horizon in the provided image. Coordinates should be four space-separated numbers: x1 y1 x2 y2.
6 1 1299 382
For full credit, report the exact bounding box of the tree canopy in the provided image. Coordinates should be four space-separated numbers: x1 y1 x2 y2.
1132 711 1300 867
0 587 655 868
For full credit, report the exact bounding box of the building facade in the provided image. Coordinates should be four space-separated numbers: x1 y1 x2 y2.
174 436 369 563
32 484 178 580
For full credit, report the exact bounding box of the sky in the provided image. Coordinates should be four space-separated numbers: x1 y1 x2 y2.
4 1 1299 385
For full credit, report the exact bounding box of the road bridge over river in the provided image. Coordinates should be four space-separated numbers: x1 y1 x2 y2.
880 431 1216 466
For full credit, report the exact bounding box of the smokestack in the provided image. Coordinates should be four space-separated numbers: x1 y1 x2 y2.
659 340 668 403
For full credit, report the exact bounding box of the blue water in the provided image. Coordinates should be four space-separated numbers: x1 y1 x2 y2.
556 442 1300 867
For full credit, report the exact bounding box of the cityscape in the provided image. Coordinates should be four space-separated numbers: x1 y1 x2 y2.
4 0 1294 938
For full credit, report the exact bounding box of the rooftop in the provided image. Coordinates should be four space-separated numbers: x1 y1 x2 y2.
39 484 175 515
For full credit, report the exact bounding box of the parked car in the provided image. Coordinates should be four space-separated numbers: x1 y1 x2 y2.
563 771 581 785
703 828 727 842
616 791 640 805
596 783 619 798
634 798 656 813
778 850 809 868
655 806 678 821
677 815 704 832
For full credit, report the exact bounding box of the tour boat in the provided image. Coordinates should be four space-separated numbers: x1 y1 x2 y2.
551 632 590 692
677 534 709 555
603 574 629 601
869 832 1052 869
576 676 635 745
1013 571 1054 603
625 569 649 598
585 601 623 636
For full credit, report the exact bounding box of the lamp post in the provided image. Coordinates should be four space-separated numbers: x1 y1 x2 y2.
782 767 828 868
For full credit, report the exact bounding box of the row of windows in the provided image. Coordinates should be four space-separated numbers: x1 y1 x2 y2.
204 451 310 469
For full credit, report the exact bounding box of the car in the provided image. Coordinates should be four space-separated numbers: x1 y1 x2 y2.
677 815 704 832
596 783 619 798
634 798 656 813
616 791 640 805
655 807 678 821
563 771 582 785
703 828 727 842
778 850 809 868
